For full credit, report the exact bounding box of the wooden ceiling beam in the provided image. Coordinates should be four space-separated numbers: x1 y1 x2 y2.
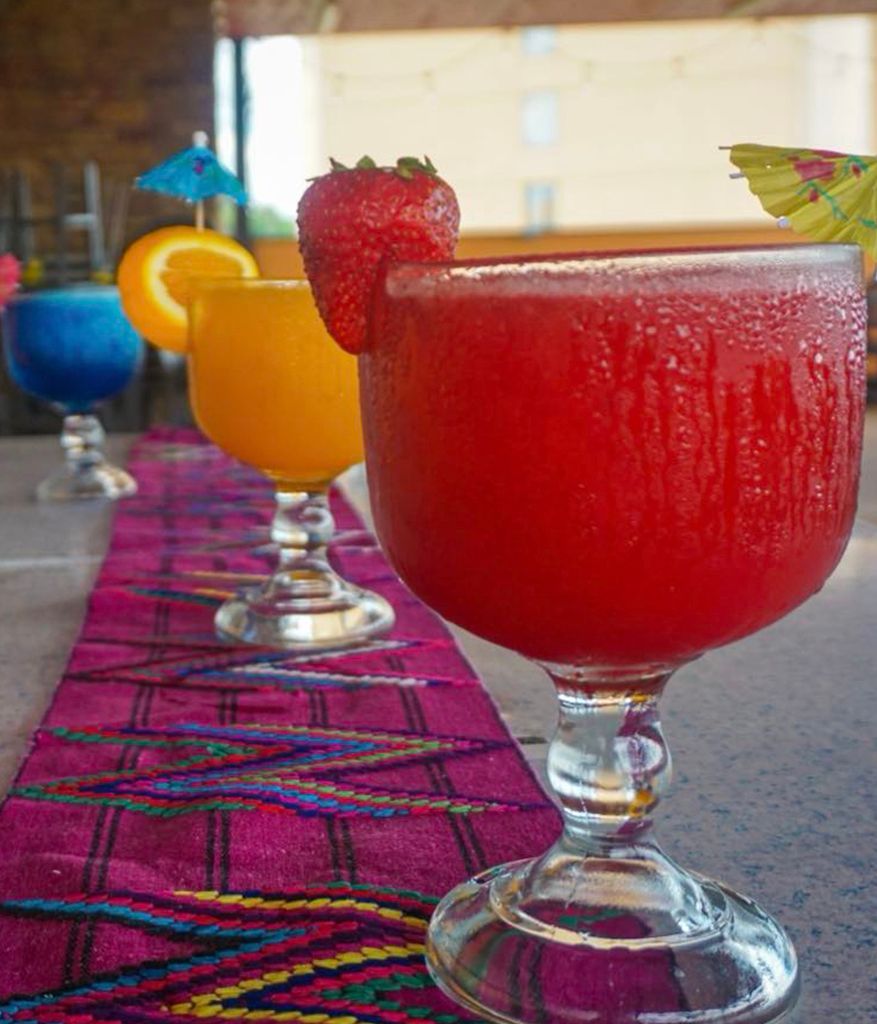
213 0 877 37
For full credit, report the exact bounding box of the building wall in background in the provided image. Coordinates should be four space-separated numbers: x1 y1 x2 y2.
300 16 875 233
0 0 215 244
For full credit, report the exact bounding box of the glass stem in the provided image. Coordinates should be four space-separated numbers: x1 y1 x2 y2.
426 660 800 1022
542 663 675 849
212 485 393 646
503 663 718 941
267 490 336 596
60 413 107 474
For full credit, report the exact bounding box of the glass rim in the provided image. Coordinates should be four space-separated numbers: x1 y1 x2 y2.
4 284 120 304
387 241 862 276
187 276 309 292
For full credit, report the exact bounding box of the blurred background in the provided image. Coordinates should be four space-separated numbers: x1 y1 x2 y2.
2 0 877 432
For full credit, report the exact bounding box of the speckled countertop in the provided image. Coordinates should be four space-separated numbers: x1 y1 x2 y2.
0 425 875 1023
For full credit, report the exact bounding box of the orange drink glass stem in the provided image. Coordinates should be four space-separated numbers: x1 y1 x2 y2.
187 279 393 650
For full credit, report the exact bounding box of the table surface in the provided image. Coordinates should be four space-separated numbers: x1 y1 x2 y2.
0 422 876 1023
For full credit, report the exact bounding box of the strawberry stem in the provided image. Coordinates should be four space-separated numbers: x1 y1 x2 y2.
396 156 438 179
324 155 440 180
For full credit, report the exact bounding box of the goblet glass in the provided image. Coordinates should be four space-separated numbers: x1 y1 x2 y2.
1 285 141 501
359 245 866 1024
188 278 395 650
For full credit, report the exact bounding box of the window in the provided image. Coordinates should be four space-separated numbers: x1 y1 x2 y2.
524 182 556 234
214 36 306 237
521 90 559 146
521 26 557 56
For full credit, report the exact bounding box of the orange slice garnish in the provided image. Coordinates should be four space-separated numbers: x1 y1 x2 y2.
117 225 259 352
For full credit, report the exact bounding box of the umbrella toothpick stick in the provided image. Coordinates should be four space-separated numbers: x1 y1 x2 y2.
193 131 208 231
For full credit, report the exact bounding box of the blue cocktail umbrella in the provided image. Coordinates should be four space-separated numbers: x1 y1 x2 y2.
135 131 246 229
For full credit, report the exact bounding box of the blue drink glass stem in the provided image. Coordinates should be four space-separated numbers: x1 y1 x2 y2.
0 286 142 501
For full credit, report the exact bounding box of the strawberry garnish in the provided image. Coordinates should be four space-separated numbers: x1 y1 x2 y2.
297 156 460 353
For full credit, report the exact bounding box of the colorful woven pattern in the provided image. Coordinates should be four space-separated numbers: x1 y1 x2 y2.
14 721 538 819
0 429 559 1022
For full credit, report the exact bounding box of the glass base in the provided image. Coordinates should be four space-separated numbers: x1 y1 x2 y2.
36 461 138 502
214 574 395 651
426 854 799 1024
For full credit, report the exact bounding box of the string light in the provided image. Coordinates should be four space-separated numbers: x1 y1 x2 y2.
315 18 877 100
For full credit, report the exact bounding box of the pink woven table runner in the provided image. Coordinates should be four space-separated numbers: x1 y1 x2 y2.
0 428 560 1023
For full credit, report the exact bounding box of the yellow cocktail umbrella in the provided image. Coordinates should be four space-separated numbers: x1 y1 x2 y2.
728 143 877 257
